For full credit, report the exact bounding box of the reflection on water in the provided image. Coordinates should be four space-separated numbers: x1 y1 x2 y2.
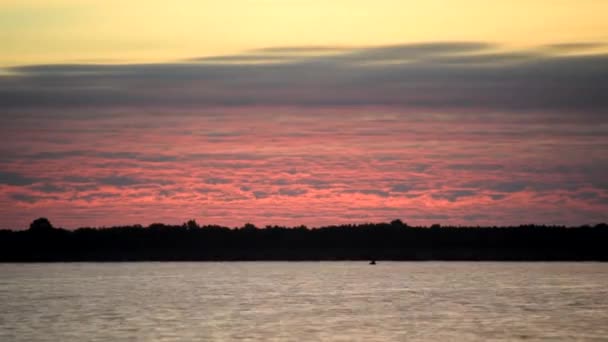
1 262 607 341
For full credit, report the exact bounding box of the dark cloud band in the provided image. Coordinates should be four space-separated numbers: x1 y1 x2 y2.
1 41 607 112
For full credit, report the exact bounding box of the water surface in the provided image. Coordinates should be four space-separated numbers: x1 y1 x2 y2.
1 262 607 341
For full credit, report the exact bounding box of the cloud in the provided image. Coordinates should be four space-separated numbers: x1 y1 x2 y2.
298 178 332 189
194 187 221 194
335 41 493 62
191 54 293 63
542 42 605 53
0 43 607 229
570 191 608 205
62 176 92 183
31 183 64 193
390 184 415 192
10 193 39 203
490 181 528 193
345 189 391 197
2 41 607 112
97 176 144 187
278 188 307 197
446 163 504 171
205 177 231 185
0 172 37 186
463 180 529 193
10 192 59 204
26 150 178 163
27 151 88 159
74 192 121 202
432 190 477 202
253 191 270 199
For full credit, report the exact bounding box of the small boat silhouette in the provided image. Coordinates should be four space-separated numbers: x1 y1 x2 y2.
369 260 376 265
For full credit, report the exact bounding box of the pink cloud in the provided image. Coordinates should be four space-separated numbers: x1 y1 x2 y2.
0 107 606 228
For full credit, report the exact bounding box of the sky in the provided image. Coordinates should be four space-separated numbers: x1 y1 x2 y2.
1 1 607 228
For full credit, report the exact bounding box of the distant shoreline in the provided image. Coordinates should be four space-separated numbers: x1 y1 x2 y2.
1 219 606 262
1 260 607 263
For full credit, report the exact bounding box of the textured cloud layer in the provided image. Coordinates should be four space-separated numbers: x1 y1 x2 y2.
1 107 607 228
0 42 607 228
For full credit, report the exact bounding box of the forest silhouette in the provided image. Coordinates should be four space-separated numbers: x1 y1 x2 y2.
0 218 606 261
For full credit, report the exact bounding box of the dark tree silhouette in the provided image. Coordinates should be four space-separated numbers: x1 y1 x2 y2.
185 219 200 230
29 217 54 232
390 219 406 227
0 219 606 262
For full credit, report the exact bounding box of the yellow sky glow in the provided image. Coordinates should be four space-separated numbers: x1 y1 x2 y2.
1 0 607 67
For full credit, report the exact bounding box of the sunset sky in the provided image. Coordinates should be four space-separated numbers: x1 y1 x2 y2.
1 0 607 228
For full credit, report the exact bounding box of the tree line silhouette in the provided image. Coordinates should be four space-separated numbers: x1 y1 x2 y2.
0 218 606 261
